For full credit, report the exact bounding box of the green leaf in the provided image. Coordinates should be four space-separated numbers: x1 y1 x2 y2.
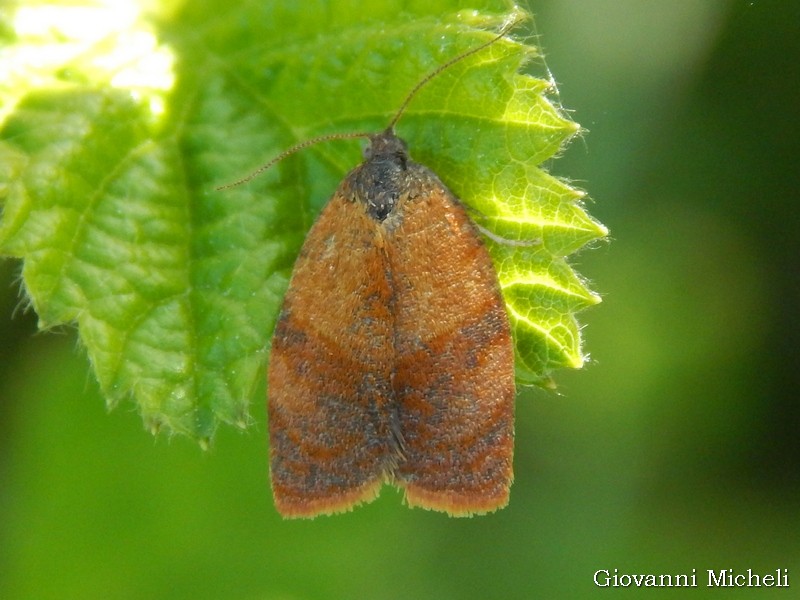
0 0 607 441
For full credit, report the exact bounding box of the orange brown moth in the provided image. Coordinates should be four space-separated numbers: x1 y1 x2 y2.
238 18 525 518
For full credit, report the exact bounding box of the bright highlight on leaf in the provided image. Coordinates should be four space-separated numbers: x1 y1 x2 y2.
0 1 607 442
0 0 175 121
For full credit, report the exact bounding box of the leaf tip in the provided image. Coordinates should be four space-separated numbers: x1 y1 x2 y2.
144 416 163 437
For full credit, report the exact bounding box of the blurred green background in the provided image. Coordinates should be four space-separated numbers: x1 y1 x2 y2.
1 0 798 598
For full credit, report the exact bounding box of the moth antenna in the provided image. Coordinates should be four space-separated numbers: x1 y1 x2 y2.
217 10 526 191
215 131 371 190
386 12 526 131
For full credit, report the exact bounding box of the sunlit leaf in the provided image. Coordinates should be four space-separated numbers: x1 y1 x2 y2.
0 0 607 441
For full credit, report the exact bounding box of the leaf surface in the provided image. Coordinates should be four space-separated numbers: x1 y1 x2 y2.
0 0 607 440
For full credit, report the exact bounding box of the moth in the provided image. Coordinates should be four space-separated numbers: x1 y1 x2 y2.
224 18 523 518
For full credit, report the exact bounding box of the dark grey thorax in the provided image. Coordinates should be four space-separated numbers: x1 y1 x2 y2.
350 129 417 222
